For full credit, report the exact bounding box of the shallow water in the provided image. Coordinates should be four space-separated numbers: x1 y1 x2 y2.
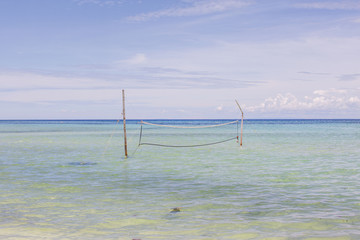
1 119 360 239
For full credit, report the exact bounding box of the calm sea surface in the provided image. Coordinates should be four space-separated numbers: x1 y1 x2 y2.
1 119 360 240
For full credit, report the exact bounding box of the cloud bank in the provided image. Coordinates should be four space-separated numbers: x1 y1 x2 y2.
247 89 360 116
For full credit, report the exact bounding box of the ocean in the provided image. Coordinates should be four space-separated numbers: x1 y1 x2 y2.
1 119 360 239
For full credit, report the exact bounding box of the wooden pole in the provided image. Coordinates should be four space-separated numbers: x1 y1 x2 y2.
122 89 128 158
235 100 244 146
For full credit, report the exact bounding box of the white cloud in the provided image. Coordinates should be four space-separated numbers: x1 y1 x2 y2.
0 89 120 103
127 0 250 21
120 53 147 65
0 71 126 104
216 105 223 111
247 89 360 113
0 71 113 90
295 1 360 10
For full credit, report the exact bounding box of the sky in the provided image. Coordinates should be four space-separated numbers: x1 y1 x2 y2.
0 0 360 119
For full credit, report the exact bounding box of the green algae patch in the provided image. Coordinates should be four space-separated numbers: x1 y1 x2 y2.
94 218 164 229
261 238 288 240
0 227 61 240
141 229 204 236
303 237 351 240
288 221 334 231
225 232 259 239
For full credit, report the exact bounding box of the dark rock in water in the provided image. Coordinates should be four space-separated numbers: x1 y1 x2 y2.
170 207 181 213
68 162 97 166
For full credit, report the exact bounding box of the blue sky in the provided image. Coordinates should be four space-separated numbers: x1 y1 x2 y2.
0 0 359 119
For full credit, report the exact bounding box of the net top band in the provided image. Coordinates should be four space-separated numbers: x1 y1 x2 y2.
140 120 239 129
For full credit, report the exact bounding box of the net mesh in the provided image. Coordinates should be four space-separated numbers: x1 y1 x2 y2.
138 120 239 148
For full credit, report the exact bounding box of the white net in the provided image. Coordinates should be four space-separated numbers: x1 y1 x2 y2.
138 120 239 148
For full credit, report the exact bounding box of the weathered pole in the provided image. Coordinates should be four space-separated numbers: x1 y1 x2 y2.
235 100 244 146
122 89 128 158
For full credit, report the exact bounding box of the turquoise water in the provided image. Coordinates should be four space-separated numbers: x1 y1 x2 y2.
1 119 360 239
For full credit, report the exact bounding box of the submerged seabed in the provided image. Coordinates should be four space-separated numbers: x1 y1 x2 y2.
1 119 360 240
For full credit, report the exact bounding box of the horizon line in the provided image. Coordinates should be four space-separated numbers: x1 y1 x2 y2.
1 118 359 121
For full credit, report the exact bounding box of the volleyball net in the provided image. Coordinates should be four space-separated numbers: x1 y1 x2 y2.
138 120 239 148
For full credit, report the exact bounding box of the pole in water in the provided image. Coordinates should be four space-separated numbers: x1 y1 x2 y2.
235 100 244 146
122 89 128 158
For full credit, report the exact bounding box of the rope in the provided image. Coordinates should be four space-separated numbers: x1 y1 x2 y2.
101 119 120 160
131 144 141 156
139 137 237 148
141 120 238 129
